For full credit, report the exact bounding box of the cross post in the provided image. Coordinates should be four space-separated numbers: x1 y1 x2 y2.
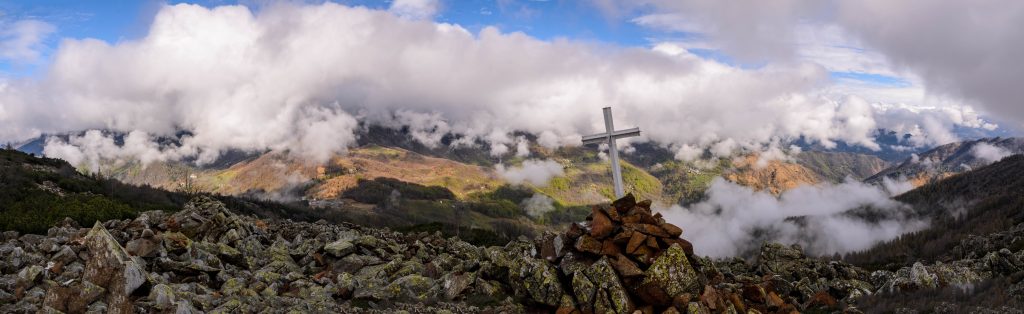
582 107 640 198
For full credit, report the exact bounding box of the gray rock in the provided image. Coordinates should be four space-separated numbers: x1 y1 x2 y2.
10 247 25 269
324 240 356 258
82 222 150 313
388 274 435 302
441 271 474 300
175 300 200 314
126 238 161 258
16 265 44 288
641 244 702 300
149 283 176 309
483 242 565 307
571 270 596 312
583 257 632 314
52 246 77 264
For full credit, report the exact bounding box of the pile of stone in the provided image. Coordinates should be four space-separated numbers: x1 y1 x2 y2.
564 195 691 266
535 194 827 313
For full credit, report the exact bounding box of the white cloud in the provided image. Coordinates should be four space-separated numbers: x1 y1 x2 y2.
837 0 1024 127
971 142 1012 164
514 136 530 157
42 130 182 172
0 2 1004 168
0 19 56 63
612 0 1024 130
521 193 555 218
380 110 452 149
881 176 914 196
389 0 439 20
658 177 928 257
496 159 564 186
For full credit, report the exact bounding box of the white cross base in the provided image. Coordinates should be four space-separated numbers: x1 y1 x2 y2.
582 107 641 198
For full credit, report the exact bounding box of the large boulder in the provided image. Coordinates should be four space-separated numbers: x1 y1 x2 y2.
41 223 151 313
638 244 703 305
484 242 566 307
573 257 633 313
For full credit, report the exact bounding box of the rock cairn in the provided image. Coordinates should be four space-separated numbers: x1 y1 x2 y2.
538 193 814 313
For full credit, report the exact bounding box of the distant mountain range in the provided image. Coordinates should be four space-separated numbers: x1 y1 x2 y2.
4 136 1024 312
12 126 1021 208
866 137 1024 187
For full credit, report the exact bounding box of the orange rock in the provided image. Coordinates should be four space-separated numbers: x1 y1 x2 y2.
728 292 746 313
631 245 656 265
606 206 623 222
601 239 622 256
590 206 615 239
612 229 635 244
777 304 799 314
806 290 838 309
622 214 643 224
611 193 637 212
636 199 652 210
636 281 673 306
645 235 660 249
700 285 720 310
566 222 586 240
660 223 683 238
671 293 692 310
660 238 695 256
742 284 765 304
766 291 785 310
626 223 671 238
626 232 648 254
610 254 644 277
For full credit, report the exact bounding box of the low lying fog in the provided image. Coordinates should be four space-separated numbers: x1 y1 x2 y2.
657 177 927 258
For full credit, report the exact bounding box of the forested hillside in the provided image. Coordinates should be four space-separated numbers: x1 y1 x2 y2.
0 148 328 234
846 154 1024 269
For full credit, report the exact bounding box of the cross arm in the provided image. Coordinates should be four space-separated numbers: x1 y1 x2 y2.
581 127 641 145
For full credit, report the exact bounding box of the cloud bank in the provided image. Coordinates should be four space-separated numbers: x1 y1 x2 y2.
658 177 927 258
611 0 1024 130
496 159 564 186
971 142 1013 164
0 2 1003 168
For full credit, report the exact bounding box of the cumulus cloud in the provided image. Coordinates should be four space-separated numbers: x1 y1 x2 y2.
496 159 564 186
42 130 183 172
657 177 928 257
837 0 1024 127
971 142 1012 164
0 19 56 63
624 0 825 63
0 2 1003 168
608 0 1024 130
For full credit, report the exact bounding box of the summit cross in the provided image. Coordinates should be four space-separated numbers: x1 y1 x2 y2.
582 107 641 198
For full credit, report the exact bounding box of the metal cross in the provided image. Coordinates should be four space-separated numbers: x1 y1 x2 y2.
582 107 641 198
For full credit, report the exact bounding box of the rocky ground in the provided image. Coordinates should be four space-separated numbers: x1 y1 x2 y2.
1 194 1023 313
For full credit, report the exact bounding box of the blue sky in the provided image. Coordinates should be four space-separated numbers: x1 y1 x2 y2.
0 0 902 89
